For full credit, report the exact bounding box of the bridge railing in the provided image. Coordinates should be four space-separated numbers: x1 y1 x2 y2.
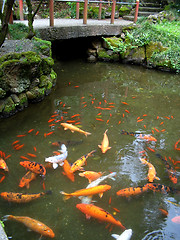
16 0 139 26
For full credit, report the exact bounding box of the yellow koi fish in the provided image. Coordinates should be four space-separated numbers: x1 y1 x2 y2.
60 123 91 136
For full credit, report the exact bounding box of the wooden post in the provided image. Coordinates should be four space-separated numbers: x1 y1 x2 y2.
19 0 24 20
76 1 80 19
83 0 88 24
111 0 116 24
134 0 139 23
98 0 102 20
49 0 54 27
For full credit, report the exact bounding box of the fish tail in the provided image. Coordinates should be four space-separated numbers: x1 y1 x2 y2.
85 132 91 137
2 215 13 221
60 191 71 200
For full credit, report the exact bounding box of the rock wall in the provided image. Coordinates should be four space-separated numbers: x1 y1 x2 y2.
0 38 57 118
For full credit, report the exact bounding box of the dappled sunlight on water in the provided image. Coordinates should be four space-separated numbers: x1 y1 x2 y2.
0 60 180 240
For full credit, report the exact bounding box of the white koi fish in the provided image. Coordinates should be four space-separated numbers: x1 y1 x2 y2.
45 144 68 169
111 229 133 240
80 172 116 204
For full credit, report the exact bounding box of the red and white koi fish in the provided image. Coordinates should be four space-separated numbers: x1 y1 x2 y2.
98 129 111 153
61 122 91 136
76 203 126 230
140 158 160 182
3 215 55 238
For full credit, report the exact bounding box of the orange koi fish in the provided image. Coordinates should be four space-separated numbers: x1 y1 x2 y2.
27 153 37 158
19 161 46 177
0 191 52 203
174 139 180 151
98 129 111 153
145 183 179 194
61 122 91 136
116 185 149 197
3 215 55 238
140 158 160 182
121 130 157 142
156 154 178 184
0 172 5 183
70 150 96 173
0 158 9 172
159 208 168 216
171 216 180 224
79 171 104 183
19 171 37 189
62 159 75 182
60 184 111 200
76 203 126 230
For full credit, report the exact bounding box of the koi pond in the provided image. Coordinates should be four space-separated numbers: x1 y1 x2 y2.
0 59 180 240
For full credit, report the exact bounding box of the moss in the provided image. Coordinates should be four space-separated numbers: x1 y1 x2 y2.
32 37 52 57
98 48 119 61
47 80 53 90
19 93 28 105
146 41 168 61
119 6 131 17
50 69 57 82
104 37 123 49
39 75 49 87
0 88 6 99
20 51 42 64
3 96 16 114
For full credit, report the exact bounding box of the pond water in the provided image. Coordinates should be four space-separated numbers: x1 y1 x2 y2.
0 59 180 240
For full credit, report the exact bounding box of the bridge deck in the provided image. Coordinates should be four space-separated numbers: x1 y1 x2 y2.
14 18 133 41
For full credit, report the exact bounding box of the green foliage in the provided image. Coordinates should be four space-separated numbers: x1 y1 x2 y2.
8 23 29 39
67 2 77 18
0 220 5 228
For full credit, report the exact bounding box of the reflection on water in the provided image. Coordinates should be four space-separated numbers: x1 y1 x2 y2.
0 60 180 240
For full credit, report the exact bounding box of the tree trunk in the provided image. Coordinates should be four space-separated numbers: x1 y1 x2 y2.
0 0 15 47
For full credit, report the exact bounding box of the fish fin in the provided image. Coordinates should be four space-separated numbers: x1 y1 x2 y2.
64 128 68 130
59 162 64 166
111 234 120 239
98 145 102 149
2 215 11 221
60 191 71 200
53 163 59 169
99 193 103 198
85 132 91 137
108 147 112 150
86 214 91 219
71 130 75 133
155 177 160 180
26 183 30 189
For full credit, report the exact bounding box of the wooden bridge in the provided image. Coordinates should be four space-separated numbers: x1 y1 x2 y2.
13 0 139 41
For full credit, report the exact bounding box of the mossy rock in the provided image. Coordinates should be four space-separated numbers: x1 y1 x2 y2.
103 37 123 50
26 86 45 102
97 48 119 61
0 88 6 99
39 75 49 87
32 37 52 57
146 41 168 61
119 6 131 17
3 96 16 116
50 69 57 85
123 46 145 64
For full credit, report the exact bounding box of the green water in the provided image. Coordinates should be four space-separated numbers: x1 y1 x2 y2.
0 60 180 240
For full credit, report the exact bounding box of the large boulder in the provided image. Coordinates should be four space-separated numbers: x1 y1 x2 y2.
0 38 57 118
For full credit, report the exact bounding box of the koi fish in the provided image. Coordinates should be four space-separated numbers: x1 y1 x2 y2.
140 158 160 182
80 172 116 204
156 154 177 184
19 161 46 177
145 183 180 194
61 123 91 136
171 216 180 224
111 229 132 240
70 150 96 173
60 184 111 200
98 129 111 153
62 159 75 182
3 215 55 238
76 203 126 230
79 171 104 183
121 130 157 142
159 208 168 216
174 139 180 151
116 185 149 198
45 144 68 169
19 171 37 189
0 158 9 172
0 191 52 203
